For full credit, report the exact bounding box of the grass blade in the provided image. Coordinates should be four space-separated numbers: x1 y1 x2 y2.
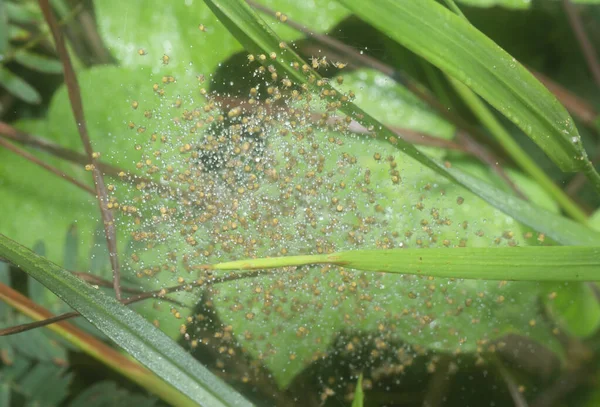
209 246 600 281
13 51 63 74
203 0 600 246
0 67 41 104
0 233 253 407
351 374 364 407
337 0 588 174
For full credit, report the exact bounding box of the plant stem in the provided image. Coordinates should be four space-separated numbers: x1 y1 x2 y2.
39 0 122 300
449 78 589 223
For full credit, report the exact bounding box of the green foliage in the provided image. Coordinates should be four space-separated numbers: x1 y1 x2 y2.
0 234 252 407
0 0 62 103
2 0 600 405
351 374 364 407
338 0 589 173
68 382 158 407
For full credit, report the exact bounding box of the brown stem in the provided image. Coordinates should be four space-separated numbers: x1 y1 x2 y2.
38 0 122 299
562 0 600 89
0 122 162 189
0 270 264 336
0 137 96 195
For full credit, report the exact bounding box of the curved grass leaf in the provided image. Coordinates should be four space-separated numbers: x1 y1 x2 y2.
13 51 63 74
0 67 41 103
202 0 600 247
351 374 364 407
0 233 253 407
209 246 600 281
337 0 588 174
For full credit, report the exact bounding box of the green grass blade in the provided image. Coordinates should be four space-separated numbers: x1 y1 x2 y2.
351 374 364 407
440 163 600 246
0 67 41 104
210 247 600 281
0 234 253 407
337 0 588 174
13 51 63 74
203 0 600 246
449 77 587 223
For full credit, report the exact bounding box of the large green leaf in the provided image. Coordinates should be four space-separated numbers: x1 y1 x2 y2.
337 0 589 173
202 0 600 247
0 233 252 407
94 0 346 78
0 120 99 267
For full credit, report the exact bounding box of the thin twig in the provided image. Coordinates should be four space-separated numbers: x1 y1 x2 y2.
38 0 122 299
70 271 187 308
0 121 161 188
562 0 600 88
0 137 95 195
422 356 452 407
494 357 529 407
0 270 264 336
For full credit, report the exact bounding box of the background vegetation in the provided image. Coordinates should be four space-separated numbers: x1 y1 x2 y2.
2 0 600 406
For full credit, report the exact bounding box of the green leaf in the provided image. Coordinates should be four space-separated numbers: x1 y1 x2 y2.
17 363 72 406
0 233 252 407
13 51 63 74
69 382 158 407
202 0 600 247
0 0 7 56
95 0 346 77
5 1 41 23
203 127 565 387
0 67 41 104
543 282 600 338
351 374 364 407
337 0 588 173
0 120 98 268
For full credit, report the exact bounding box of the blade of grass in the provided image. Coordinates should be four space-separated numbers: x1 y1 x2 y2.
0 67 41 103
0 282 194 407
0 233 253 407
207 246 600 281
203 0 600 246
351 374 364 407
336 0 599 186
448 77 588 223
